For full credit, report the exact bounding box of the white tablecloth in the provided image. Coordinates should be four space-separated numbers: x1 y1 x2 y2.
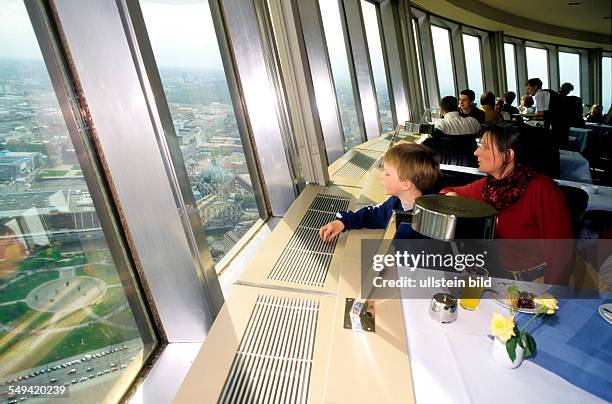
398 267 605 404
559 150 592 184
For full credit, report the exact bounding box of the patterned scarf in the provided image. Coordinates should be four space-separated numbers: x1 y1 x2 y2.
481 166 535 211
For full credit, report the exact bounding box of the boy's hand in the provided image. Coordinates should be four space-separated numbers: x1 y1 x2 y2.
319 220 345 242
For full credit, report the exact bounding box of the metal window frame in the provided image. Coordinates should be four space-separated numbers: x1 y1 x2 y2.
411 7 439 108
409 15 428 114
503 41 519 97
461 25 495 95
25 1 163 402
296 0 347 163
341 0 382 139
525 41 555 89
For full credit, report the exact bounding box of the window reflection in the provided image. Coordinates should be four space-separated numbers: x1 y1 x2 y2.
141 1 261 264
504 43 518 104
318 0 362 150
431 25 456 100
0 1 156 401
463 34 484 102
526 46 549 89
361 1 393 132
559 52 581 97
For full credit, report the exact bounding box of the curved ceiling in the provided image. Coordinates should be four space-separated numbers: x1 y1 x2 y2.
413 0 612 49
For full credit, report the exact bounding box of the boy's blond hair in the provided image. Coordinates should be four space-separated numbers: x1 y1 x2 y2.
384 143 440 193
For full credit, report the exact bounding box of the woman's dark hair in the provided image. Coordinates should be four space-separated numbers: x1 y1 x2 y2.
484 123 527 175
526 78 543 89
480 91 496 108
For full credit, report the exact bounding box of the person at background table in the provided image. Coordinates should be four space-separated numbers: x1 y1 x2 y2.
459 89 486 124
585 104 604 124
440 123 573 285
433 95 481 135
495 97 511 121
480 91 502 124
502 91 520 117
519 95 535 115
525 78 549 118
319 144 441 242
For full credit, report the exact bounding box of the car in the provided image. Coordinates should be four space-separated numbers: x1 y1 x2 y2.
129 356 135 362
120 365 127 369
111 368 118 372
86 367 93 372
71 379 77 384
67 369 76 375
122 345 127 349
96 371 103 376
110 363 116 368
50 378 58 383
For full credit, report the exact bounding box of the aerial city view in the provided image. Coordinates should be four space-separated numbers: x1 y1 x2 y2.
0 55 258 401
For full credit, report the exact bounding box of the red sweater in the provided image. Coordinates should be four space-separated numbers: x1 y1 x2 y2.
441 174 573 284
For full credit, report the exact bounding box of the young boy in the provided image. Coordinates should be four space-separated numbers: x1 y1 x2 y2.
319 143 441 242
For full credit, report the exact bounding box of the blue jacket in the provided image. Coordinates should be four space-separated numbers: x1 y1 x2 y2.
336 196 425 239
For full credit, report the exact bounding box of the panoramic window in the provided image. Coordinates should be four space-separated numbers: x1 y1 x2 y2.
504 43 518 104
431 25 456 100
602 56 611 111
0 1 157 401
141 1 262 265
559 52 581 97
462 34 484 103
411 19 427 111
526 46 549 89
361 0 393 132
318 0 362 150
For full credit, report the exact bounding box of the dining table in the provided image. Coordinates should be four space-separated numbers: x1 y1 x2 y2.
398 267 612 404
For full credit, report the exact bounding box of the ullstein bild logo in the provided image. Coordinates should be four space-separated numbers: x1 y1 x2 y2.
371 250 487 272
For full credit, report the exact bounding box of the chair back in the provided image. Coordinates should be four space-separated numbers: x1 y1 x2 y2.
558 185 589 237
423 134 478 167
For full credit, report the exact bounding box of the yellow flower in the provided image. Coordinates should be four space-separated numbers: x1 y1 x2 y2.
534 294 558 314
490 313 516 342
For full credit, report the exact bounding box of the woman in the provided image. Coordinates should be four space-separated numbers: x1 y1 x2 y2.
479 91 501 124
585 104 604 123
440 124 572 284
518 95 535 115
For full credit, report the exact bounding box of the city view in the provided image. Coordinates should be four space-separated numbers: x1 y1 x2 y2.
0 56 153 402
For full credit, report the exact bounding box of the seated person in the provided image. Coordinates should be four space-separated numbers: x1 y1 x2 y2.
585 104 604 123
319 143 441 241
459 89 486 124
433 95 481 135
495 97 510 121
479 91 501 124
502 91 520 117
439 123 572 285
519 95 535 115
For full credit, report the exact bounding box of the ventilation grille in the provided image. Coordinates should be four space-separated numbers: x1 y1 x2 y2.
332 150 382 179
268 194 349 287
219 295 319 404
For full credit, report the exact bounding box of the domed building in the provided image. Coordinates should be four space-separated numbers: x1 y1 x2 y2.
196 164 235 197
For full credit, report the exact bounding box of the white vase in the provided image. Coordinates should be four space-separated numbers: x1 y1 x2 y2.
492 337 524 369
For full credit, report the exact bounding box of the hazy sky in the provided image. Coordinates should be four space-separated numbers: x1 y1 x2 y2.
0 0 45 61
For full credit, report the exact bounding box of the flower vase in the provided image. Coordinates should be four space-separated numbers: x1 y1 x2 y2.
492 337 524 369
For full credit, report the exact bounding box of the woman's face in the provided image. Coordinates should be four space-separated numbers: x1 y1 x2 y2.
474 133 508 178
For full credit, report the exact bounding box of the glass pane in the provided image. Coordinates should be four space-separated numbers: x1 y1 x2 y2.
318 0 361 150
431 25 456 101
559 52 581 97
504 43 518 105
0 1 156 401
526 46 549 89
141 1 261 264
361 1 393 132
463 34 484 104
602 57 611 111
412 19 427 110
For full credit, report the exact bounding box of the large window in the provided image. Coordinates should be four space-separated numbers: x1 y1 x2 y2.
318 0 361 150
463 34 484 102
361 1 393 132
504 43 518 104
141 1 261 264
559 52 581 97
603 56 612 110
526 46 549 89
431 25 456 100
0 1 156 401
